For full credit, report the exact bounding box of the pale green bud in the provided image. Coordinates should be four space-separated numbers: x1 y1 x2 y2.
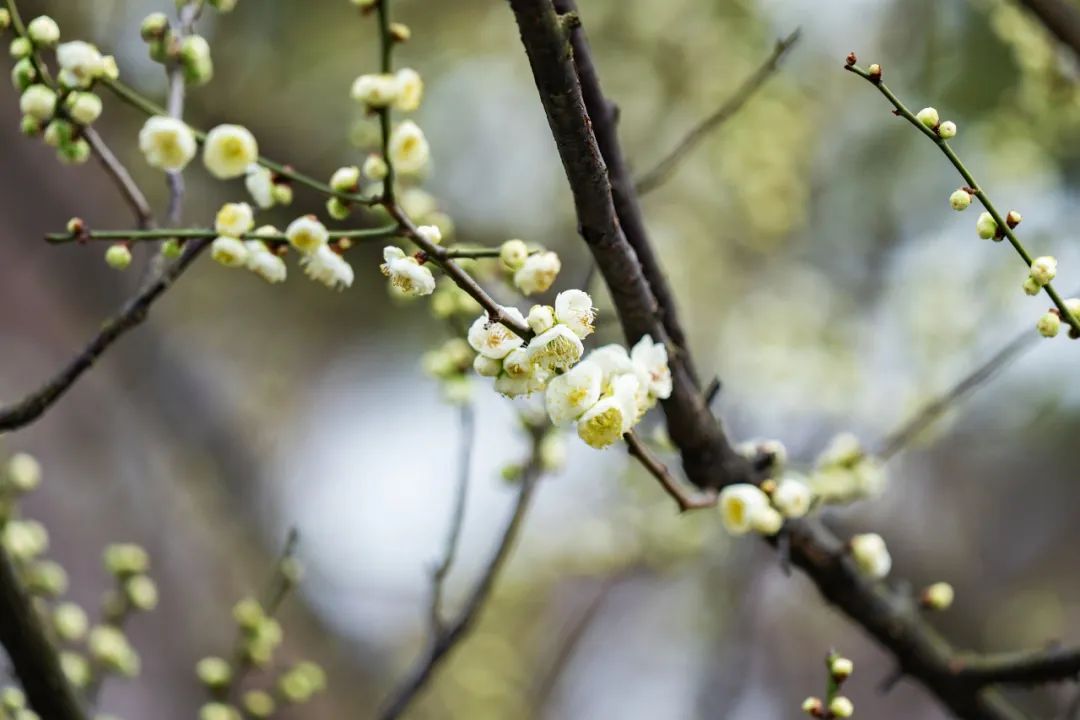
209 0 238 11
103 543 150 576
500 239 529 271
1030 256 1057 286
242 691 275 718
3 520 48 560
1037 311 1061 338
19 115 41 136
1023 276 1041 296
915 106 939 129
54 602 89 641
920 581 955 610
10 37 32 60
271 183 293 206
24 559 68 597
948 188 971 211
326 197 351 220
278 668 315 703
1 687 26 711
140 13 169 41
975 211 997 240
26 16 60 47
5 453 41 494
198 703 240 720
11 58 37 92
105 244 132 270
67 92 103 125
180 35 213 85
829 696 854 718
161 239 183 259
88 625 138 675
19 84 57 121
232 597 264 631
57 138 91 165
43 119 74 148
362 155 388 182
124 574 158 611
800 697 823 716
60 652 91 688
195 656 232 689
938 120 957 139
830 656 854 681
330 165 361 193
1007 210 1023 228
0 9 10 30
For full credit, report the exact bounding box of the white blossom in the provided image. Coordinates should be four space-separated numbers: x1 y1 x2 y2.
138 116 197 172
56 41 104 88
513 251 561 295
473 354 502 378
302 245 354 290
630 334 672 402
546 360 602 426
394 68 423 112
26 16 60 47
554 289 596 339
467 308 526 360
527 304 556 335
245 164 275 209
211 236 248 267
244 241 286 283
380 246 435 296
388 120 430 174
718 484 771 536
203 124 259 179
526 325 584 373
849 533 891 579
771 477 812 518
285 216 328 254
350 73 399 108
215 202 254 238
415 225 442 246
1030 256 1057 287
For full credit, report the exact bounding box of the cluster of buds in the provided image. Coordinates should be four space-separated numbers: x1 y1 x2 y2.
718 443 814 538
805 433 886 504
140 6 227 87
500 239 562 295
915 106 957 140
802 652 855 718
6 14 119 164
422 338 474 404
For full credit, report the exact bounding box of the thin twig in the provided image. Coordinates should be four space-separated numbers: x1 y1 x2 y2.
634 29 802 195
0 239 211 433
429 403 475 631
875 326 1040 461
164 1 202 225
46 225 400 245
376 427 546 720
83 129 156 230
846 61 1080 337
624 429 717 512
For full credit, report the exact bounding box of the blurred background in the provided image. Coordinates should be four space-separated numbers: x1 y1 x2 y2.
3 0 1080 717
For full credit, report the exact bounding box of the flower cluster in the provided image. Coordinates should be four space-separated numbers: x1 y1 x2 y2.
8 15 119 164
500 239 562 295
915 105 957 140
804 432 886 504
381 243 437 296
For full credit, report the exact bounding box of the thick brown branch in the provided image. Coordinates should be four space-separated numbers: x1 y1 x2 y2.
1015 0 1080 60
953 646 1080 687
376 429 545 720
0 239 209 433
0 544 88 720
507 0 751 489
634 29 801 196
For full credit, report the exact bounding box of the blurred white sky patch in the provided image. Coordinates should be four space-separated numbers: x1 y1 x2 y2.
424 57 566 240
273 341 625 648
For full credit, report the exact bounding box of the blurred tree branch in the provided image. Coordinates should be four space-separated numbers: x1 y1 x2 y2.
954 646 1080 686
1015 0 1080 60
634 29 802 196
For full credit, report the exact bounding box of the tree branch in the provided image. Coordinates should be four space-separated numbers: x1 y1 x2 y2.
1014 0 1080 61
83 129 156 231
376 426 546 720
0 239 210 434
634 29 801 196
0 543 87 720
953 646 1080 686
429 403 474 631
508 0 752 489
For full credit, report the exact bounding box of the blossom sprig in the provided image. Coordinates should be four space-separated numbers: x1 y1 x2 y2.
844 55 1080 339
802 651 856 718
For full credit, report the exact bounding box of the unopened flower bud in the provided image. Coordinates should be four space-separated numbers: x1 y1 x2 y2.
27 16 60 47
104 543 150 576
330 165 360 193
242 690 276 718
162 238 183 259
140 13 169 41
921 581 955 610
868 63 882 80
0 9 10 30
849 532 891 579
938 120 957 139
916 106 939 129
11 57 36 92
1023 276 1041 296
829 696 854 718
500 239 529 271
801 697 824 717
272 183 293 206
949 188 971 211
326 197 351 220
1006 210 1022 228
389 22 411 42
105 244 132 270
1030 256 1057 287
830 656 854 681
1037 311 1061 338
196 656 233 688
199 703 240 720
6 453 42 493
362 154 388 181
10 37 32 60
53 602 88 641
976 211 998 240
125 574 159 611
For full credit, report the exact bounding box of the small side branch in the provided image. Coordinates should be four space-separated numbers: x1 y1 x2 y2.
83 129 156 230
0 239 210 433
0 543 88 720
635 29 802 196
429 403 475 630
376 428 546 720
624 430 717 512
953 647 1080 687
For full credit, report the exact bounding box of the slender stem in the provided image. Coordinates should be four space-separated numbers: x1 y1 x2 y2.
98 79 377 207
624 430 717 512
164 1 202 226
429 403 474 631
46 225 400 245
635 29 801 195
376 0 396 203
846 63 1080 336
